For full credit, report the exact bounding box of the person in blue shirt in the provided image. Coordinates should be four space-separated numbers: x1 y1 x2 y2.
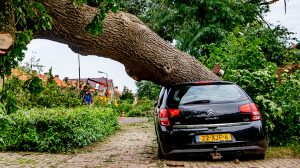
82 90 93 105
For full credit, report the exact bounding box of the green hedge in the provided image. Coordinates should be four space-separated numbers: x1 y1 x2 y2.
126 99 154 117
114 99 154 117
0 107 118 152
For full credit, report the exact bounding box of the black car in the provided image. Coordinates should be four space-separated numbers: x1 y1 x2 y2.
154 81 267 160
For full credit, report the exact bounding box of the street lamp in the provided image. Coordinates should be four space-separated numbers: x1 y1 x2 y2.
98 71 109 97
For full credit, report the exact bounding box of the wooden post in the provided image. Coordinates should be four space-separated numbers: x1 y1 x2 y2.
0 33 13 50
0 0 16 51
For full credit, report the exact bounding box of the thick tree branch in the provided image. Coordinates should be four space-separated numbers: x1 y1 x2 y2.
36 0 219 86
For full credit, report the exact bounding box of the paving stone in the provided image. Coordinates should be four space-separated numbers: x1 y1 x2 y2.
0 117 299 168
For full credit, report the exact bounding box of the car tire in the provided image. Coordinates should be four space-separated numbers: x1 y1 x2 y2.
157 141 165 159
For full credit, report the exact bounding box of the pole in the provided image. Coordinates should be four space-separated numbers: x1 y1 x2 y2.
106 73 109 99
78 54 81 89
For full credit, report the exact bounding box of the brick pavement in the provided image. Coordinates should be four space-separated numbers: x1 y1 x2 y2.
0 117 299 168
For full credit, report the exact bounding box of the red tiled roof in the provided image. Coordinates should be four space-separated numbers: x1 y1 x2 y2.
10 69 67 87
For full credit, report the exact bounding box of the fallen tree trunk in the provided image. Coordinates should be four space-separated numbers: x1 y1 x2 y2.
0 0 15 51
38 0 220 86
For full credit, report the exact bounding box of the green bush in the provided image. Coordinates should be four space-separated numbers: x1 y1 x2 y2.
126 99 154 117
0 73 81 112
113 99 154 117
199 25 300 147
115 99 133 115
0 103 12 144
259 71 300 146
0 107 118 152
34 83 81 108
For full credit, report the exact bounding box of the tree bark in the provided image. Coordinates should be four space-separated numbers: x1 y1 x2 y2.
0 0 15 50
36 0 219 86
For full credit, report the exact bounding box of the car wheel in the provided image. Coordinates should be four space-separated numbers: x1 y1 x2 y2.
157 141 165 159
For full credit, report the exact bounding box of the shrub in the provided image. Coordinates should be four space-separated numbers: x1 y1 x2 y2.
115 99 133 115
262 71 300 145
199 25 300 147
0 73 81 111
126 99 155 117
113 99 155 117
0 107 118 152
0 103 12 144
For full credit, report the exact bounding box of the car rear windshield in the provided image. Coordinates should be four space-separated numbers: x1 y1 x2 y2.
167 84 248 106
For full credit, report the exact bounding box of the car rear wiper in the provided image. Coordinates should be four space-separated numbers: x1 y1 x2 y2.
182 100 210 105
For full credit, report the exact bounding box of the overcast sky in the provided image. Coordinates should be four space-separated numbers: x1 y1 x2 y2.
264 0 300 39
22 0 300 92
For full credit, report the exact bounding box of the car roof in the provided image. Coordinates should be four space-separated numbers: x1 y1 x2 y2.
171 81 234 87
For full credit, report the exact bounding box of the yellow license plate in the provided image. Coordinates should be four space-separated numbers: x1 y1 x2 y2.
197 134 232 143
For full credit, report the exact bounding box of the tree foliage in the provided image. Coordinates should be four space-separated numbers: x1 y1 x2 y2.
119 87 134 103
142 0 265 54
0 0 52 78
72 0 120 35
0 68 81 114
136 80 161 100
199 22 299 146
0 31 32 78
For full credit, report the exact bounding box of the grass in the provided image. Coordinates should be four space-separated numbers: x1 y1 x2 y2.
266 146 300 158
17 158 38 165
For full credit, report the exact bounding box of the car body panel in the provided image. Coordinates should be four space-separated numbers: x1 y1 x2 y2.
154 81 268 159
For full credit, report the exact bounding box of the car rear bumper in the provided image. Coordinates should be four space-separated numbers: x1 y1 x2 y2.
167 145 266 156
156 121 267 157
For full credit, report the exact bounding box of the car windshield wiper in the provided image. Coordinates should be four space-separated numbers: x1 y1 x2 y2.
182 100 210 105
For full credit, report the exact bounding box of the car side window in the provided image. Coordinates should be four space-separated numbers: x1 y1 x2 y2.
157 87 166 107
161 88 169 107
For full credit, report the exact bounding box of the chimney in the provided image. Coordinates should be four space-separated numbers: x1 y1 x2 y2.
64 77 69 82
55 75 59 78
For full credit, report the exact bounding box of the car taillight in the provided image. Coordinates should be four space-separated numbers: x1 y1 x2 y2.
169 108 181 117
159 108 181 126
239 103 261 121
159 109 170 126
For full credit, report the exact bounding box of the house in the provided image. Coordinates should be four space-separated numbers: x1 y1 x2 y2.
1 69 67 87
67 77 121 99
37 73 67 87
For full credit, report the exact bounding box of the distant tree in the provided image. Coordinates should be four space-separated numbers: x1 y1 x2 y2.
24 54 45 74
136 80 161 100
46 67 55 84
120 86 134 103
142 0 266 54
